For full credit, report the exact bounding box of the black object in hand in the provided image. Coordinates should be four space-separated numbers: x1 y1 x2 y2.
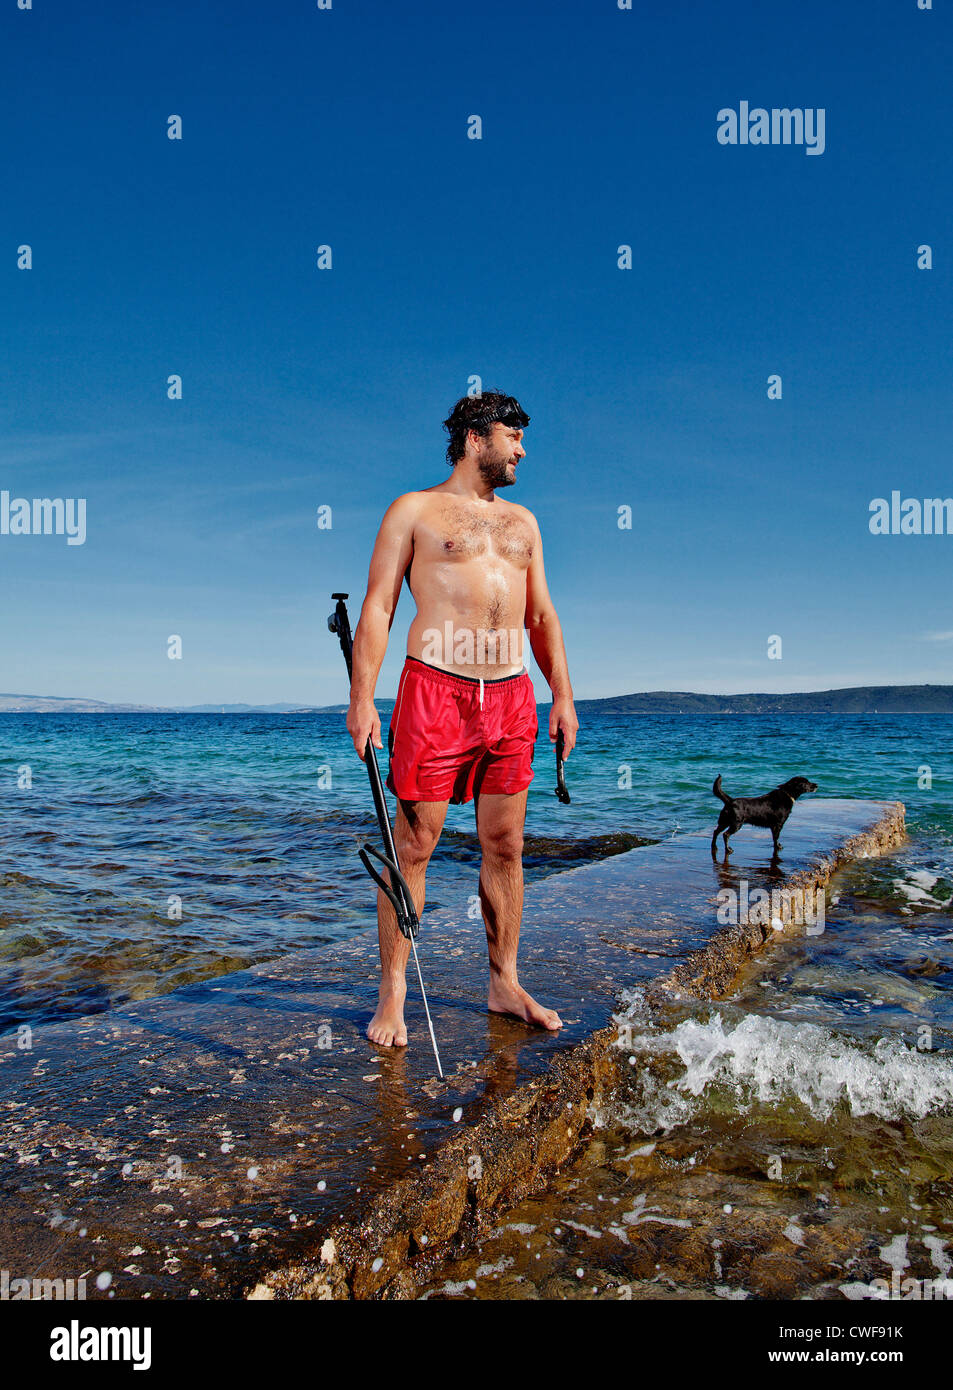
554 729 571 805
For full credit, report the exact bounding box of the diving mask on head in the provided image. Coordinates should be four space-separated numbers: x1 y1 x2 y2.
471 395 530 431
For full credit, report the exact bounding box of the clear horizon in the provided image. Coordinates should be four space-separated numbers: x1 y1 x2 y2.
2 677 951 712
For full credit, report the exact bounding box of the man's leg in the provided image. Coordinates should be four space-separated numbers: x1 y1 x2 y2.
475 789 562 1031
367 797 448 1046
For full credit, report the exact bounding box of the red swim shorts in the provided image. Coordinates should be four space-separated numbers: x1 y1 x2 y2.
386 656 538 805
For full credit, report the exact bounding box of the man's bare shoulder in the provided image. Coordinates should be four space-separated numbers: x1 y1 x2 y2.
378 491 430 525
383 484 463 518
500 499 541 531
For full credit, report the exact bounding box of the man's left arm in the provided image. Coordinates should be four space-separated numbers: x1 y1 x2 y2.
524 515 579 756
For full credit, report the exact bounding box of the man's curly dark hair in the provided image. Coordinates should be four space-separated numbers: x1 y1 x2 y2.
442 391 530 468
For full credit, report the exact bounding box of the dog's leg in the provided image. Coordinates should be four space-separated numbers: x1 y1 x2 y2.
723 829 733 856
711 812 729 858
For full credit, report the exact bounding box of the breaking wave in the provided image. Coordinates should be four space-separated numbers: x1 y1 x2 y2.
610 990 953 1130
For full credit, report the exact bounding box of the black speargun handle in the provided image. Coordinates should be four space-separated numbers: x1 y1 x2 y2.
359 843 418 925
328 593 419 939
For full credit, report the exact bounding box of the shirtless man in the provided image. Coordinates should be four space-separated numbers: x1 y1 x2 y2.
346 392 578 1048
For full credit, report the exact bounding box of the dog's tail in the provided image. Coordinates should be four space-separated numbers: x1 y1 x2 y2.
712 774 732 805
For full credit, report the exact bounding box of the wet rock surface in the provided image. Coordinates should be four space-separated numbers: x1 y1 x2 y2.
0 800 904 1299
416 1088 953 1302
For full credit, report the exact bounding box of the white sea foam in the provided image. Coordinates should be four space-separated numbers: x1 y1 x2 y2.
611 991 953 1127
619 1142 657 1160
564 1219 604 1239
879 1234 909 1274
924 1234 951 1277
620 1192 692 1230
893 869 951 909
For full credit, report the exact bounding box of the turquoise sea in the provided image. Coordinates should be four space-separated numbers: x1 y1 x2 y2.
3 708 952 1297
1 708 951 1037
1 711 953 1295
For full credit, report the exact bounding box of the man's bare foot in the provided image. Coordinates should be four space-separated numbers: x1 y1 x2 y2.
488 978 562 1031
367 981 408 1047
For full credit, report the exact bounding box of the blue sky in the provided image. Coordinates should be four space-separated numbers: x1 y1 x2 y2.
3 0 951 705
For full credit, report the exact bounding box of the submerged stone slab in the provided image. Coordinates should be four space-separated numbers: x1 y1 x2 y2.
0 800 904 1299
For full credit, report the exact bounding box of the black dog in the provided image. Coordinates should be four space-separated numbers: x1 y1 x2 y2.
711 774 817 859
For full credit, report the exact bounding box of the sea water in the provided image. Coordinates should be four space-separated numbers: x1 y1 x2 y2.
2 708 951 1297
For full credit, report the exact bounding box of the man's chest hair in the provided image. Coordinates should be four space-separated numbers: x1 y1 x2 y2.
420 503 534 563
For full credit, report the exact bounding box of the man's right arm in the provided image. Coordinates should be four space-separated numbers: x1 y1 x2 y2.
345 494 418 758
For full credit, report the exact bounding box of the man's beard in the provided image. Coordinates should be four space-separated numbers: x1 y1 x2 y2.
478 451 517 489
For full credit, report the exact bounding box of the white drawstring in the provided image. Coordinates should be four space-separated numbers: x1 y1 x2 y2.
479 678 484 708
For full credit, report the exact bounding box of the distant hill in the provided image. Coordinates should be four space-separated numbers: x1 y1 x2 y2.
0 694 338 714
175 703 328 714
583 685 953 714
0 693 160 713
2 685 952 715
